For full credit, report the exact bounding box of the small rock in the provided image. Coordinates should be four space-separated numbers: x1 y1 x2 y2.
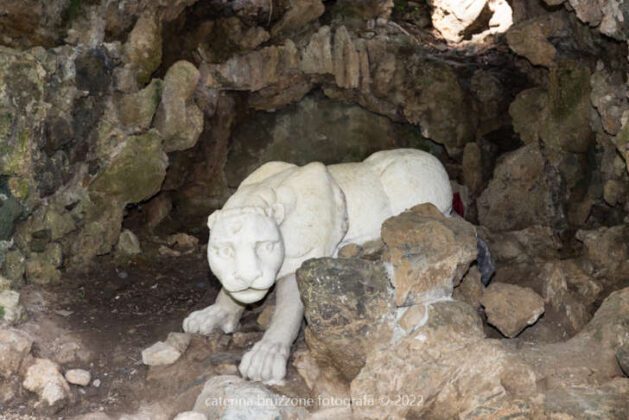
158 245 181 257
0 327 33 378
506 14 565 67
360 239 385 260
144 193 172 230
541 259 600 333
53 340 88 364
0 376 20 405
141 341 182 366
22 358 71 412
174 413 207 420
617 343 629 377
214 362 238 375
25 258 61 285
124 11 162 85
576 225 629 279
154 60 204 152
337 243 362 258
65 369 91 386
165 332 191 353
480 282 545 338
0 274 11 291
0 290 25 324
92 379 101 388
116 79 162 132
231 331 262 348
166 233 199 253
1 250 26 285
116 229 142 256
292 348 350 402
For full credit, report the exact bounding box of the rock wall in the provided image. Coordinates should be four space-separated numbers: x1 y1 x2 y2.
0 0 627 286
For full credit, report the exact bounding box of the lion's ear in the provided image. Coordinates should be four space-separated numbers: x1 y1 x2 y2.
207 210 220 230
267 203 285 225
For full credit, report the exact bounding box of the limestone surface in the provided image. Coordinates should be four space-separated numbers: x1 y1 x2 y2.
382 203 477 306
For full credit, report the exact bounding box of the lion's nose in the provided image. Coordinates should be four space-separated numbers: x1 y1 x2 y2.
232 269 261 290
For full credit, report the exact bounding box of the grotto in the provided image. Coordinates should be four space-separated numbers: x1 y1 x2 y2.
0 0 628 418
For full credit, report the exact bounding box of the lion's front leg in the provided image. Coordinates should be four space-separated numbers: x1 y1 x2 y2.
183 288 246 335
239 273 303 384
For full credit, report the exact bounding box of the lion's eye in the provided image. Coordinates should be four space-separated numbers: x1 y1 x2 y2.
256 241 276 254
214 245 233 259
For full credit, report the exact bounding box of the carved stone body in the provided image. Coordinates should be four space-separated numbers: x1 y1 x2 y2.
183 149 453 383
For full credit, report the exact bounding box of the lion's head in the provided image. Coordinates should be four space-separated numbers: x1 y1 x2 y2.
206 205 285 304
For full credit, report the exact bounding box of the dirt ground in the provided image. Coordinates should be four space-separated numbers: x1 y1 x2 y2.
2 242 210 416
1 229 313 420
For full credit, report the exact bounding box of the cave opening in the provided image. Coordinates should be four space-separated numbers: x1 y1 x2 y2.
0 0 628 418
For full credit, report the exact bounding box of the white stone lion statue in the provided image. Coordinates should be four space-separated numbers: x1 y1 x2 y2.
183 149 453 383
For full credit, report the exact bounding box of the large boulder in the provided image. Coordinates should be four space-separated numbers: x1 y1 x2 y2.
350 285 629 418
381 203 478 306
351 300 536 419
297 257 394 380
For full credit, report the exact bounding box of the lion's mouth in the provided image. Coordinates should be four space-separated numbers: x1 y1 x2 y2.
227 287 270 304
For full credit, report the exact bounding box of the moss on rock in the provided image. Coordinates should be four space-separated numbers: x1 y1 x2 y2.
540 62 592 153
89 131 168 204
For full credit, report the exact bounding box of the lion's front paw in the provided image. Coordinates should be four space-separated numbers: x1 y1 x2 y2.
239 339 289 384
182 304 240 335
